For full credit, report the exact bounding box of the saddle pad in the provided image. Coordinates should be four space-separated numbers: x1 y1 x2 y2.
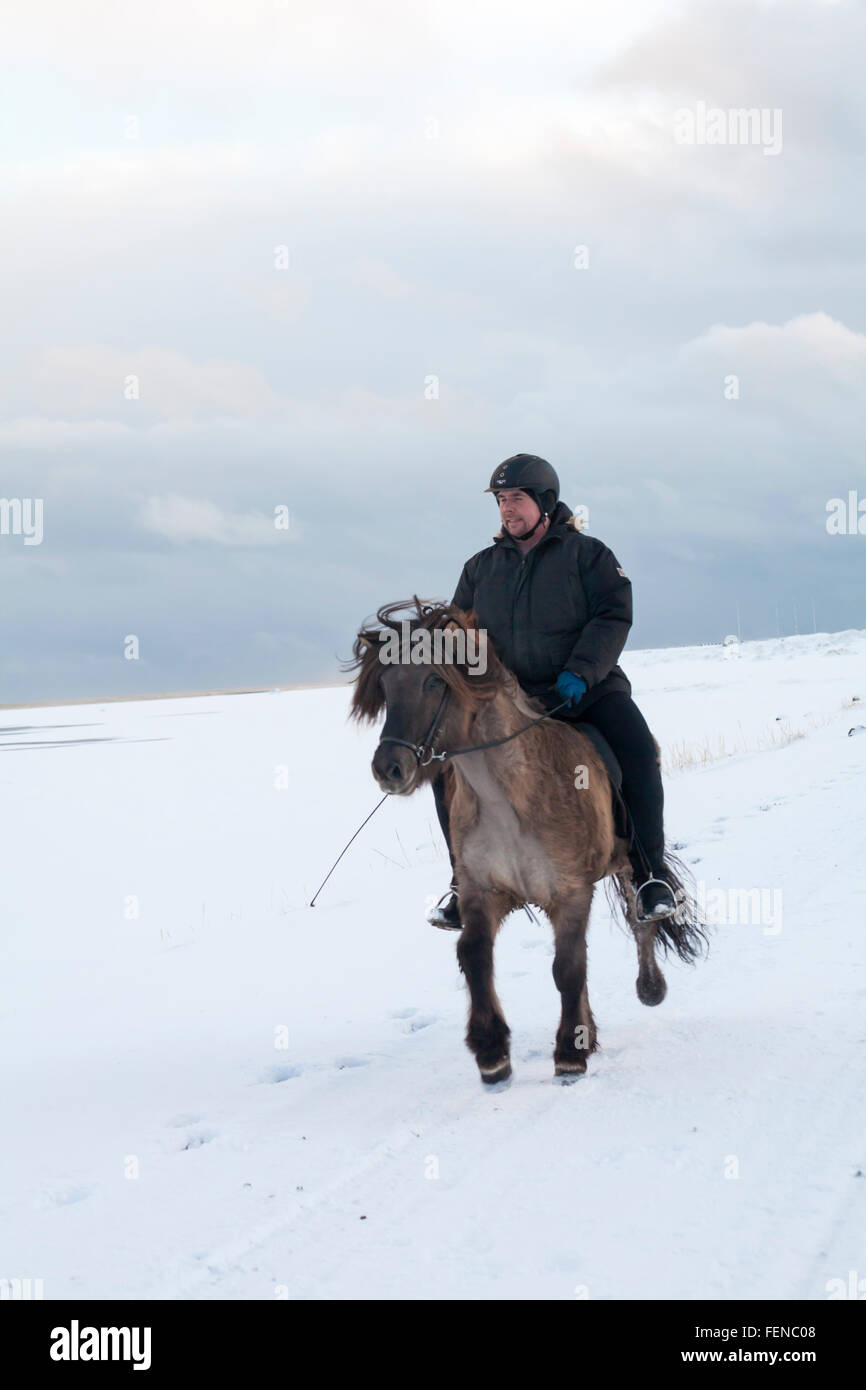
576 723 622 791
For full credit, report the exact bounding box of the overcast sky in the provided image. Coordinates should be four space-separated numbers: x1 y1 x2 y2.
1 0 863 703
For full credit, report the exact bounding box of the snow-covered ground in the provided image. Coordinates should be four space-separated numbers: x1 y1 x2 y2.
2 630 865 1300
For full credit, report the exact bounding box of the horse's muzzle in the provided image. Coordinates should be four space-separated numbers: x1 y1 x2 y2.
372 741 419 794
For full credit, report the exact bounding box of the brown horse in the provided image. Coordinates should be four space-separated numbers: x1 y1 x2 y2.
346 598 707 1085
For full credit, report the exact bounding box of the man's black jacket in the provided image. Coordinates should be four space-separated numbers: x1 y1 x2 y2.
450 500 632 716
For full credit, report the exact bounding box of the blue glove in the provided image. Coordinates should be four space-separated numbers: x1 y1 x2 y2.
556 671 587 708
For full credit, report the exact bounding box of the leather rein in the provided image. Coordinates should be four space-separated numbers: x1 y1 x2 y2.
378 683 571 767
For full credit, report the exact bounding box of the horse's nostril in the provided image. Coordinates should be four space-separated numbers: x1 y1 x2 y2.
389 763 403 781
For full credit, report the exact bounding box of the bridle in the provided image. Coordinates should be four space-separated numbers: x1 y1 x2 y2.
378 681 571 768
377 682 451 768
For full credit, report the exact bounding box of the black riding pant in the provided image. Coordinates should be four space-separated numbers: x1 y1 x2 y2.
431 690 665 884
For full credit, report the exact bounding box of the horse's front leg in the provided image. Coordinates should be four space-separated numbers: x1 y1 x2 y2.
549 884 598 1076
456 885 512 1084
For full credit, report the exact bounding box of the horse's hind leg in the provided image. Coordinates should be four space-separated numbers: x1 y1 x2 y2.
549 883 598 1076
617 872 667 1006
456 885 513 1084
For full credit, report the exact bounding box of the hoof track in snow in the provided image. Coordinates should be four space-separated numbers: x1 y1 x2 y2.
259 1064 302 1084
43 1184 93 1207
180 1128 218 1151
403 1013 437 1033
522 938 554 953
334 1055 369 1070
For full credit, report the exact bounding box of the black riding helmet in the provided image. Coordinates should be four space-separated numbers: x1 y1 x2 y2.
485 453 560 538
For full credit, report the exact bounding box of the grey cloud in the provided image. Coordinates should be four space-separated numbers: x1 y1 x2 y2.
2 0 863 702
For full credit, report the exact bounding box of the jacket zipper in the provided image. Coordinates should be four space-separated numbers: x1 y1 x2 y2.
509 530 560 675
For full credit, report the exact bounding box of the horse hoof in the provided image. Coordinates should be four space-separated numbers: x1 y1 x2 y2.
636 972 667 1006
479 1057 511 1084
554 1058 587 1078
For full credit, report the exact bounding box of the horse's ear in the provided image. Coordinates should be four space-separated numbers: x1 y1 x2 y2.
358 631 377 647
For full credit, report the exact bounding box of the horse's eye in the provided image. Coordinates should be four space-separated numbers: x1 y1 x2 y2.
424 673 445 693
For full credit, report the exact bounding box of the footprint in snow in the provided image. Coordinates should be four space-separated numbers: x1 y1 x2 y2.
387 1007 417 1019
334 1056 369 1070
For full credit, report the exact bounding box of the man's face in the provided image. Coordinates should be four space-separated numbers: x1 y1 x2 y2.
496 488 541 536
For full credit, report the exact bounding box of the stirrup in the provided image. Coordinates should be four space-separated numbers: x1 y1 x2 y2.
634 875 677 923
426 884 462 931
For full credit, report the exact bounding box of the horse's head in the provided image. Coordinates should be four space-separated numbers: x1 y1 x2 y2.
345 597 501 795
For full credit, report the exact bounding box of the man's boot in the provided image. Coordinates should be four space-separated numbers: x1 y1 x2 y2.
427 882 462 930
631 853 678 923
635 877 678 922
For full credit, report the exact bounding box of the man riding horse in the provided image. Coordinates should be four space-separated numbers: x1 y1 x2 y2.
428 452 679 929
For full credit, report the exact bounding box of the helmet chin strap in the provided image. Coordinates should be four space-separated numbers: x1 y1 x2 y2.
516 512 546 540
508 502 548 541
